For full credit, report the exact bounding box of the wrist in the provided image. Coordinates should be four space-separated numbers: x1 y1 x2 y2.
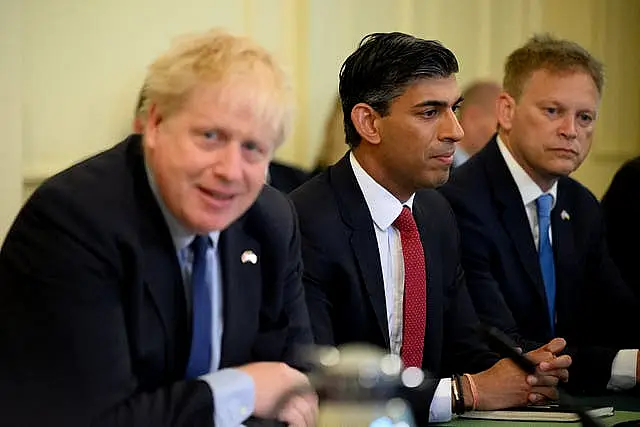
460 375 473 410
451 374 465 415
463 373 480 410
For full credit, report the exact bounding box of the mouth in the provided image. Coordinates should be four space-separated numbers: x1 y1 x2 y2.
549 148 579 157
432 152 455 165
197 186 236 207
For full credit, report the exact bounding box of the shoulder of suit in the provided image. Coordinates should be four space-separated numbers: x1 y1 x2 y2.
29 138 134 213
413 188 447 206
250 184 293 218
558 175 599 207
243 185 297 238
439 163 488 207
414 188 457 219
614 155 640 180
16 138 137 253
624 155 640 170
288 170 335 213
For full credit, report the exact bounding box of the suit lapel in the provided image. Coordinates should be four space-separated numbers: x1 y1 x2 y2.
219 218 262 367
129 136 190 373
484 140 547 302
330 156 390 347
551 179 577 325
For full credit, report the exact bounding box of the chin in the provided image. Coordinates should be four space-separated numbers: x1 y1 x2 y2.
183 213 235 234
548 161 579 177
426 173 450 189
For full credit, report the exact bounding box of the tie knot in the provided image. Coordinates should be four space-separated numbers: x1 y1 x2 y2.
536 194 553 218
393 206 416 232
190 235 210 256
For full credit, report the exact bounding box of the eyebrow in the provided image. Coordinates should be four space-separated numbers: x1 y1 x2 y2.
412 96 464 109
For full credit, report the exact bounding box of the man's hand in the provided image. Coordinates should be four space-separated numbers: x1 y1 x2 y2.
469 358 533 410
469 337 571 410
237 362 318 426
525 338 572 403
275 392 318 427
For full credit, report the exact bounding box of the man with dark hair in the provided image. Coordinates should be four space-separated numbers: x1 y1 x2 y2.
440 34 640 394
291 32 571 424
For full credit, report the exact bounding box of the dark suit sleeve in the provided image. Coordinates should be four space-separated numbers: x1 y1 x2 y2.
602 158 640 299
571 201 640 391
436 203 499 375
0 188 213 427
279 197 314 367
298 228 338 346
443 188 633 392
447 203 527 343
441 263 500 375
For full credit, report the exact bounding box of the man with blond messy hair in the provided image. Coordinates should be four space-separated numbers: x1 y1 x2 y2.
440 34 640 394
0 29 316 427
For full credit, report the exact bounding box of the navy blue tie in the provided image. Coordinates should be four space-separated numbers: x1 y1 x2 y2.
536 194 556 336
185 235 212 379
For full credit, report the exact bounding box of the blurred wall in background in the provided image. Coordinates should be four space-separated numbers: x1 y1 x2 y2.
1 0 639 241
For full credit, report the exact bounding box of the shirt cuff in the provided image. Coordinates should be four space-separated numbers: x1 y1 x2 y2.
607 349 638 391
201 368 255 427
429 378 453 423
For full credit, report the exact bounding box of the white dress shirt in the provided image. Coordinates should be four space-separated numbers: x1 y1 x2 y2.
350 153 453 423
453 146 470 168
497 135 637 391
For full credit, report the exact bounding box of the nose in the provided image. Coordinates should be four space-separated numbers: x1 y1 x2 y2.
439 109 464 143
559 115 578 140
213 141 244 182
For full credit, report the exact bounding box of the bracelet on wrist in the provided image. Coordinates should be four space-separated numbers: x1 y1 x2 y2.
463 373 479 411
451 374 465 415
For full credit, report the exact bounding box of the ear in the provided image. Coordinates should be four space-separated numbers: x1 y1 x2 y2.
132 117 144 134
496 92 516 131
351 103 382 145
144 103 163 148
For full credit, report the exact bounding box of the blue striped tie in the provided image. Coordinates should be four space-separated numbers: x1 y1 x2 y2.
536 194 556 336
185 235 212 379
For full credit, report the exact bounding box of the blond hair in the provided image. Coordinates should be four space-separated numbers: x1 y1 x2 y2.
139 28 293 145
504 34 604 100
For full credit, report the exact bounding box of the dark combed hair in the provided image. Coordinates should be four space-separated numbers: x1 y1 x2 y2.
339 32 459 147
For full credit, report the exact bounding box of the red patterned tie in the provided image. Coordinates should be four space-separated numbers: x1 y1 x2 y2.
393 206 427 368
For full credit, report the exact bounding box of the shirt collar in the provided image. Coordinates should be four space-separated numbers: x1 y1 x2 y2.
145 162 220 252
349 152 415 231
453 146 470 166
497 135 557 208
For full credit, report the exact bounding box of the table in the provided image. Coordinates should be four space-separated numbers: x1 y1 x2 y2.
441 411 638 426
440 394 640 426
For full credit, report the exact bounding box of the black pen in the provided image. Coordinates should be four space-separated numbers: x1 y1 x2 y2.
479 325 537 374
479 325 606 427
